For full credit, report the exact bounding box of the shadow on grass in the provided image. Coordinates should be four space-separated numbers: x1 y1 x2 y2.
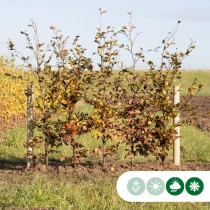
0 156 73 170
0 156 26 170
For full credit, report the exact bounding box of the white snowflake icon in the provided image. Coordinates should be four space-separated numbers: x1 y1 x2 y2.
189 181 200 192
133 180 140 187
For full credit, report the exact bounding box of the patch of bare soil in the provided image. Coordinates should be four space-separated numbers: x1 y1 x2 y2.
1 159 210 179
181 96 210 133
34 160 210 175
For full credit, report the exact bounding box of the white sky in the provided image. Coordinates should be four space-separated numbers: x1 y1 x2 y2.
0 0 210 69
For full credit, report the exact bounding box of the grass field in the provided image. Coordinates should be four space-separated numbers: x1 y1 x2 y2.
174 70 210 96
1 172 209 210
0 70 210 209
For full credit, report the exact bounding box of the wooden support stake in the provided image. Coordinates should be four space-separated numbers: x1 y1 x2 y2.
26 84 34 168
173 86 180 166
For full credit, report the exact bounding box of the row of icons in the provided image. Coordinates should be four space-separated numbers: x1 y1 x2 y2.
127 177 204 196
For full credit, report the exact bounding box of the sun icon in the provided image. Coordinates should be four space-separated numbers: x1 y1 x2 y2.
148 179 163 194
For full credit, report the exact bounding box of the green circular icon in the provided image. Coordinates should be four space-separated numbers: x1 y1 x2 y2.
185 177 204 196
146 177 165 195
127 177 145 196
166 177 184 196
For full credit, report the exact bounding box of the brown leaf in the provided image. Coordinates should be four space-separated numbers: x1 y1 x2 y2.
126 141 132 145
50 25 55 30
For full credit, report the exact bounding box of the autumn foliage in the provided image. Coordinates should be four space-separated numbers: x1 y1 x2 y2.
7 9 206 169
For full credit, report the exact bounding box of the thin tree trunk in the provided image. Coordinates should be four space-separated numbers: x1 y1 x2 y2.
45 140 48 170
102 138 106 168
26 84 34 168
73 146 77 169
130 144 134 170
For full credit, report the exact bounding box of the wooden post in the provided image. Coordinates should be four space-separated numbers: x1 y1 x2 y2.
173 86 180 166
26 84 34 168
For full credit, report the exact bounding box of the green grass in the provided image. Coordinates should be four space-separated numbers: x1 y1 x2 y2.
1 123 210 209
176 70 210 96
179 125 210 162
1 173 209 210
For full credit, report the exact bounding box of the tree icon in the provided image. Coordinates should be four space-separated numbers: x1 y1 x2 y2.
132 180 141 192
127 177 145 195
